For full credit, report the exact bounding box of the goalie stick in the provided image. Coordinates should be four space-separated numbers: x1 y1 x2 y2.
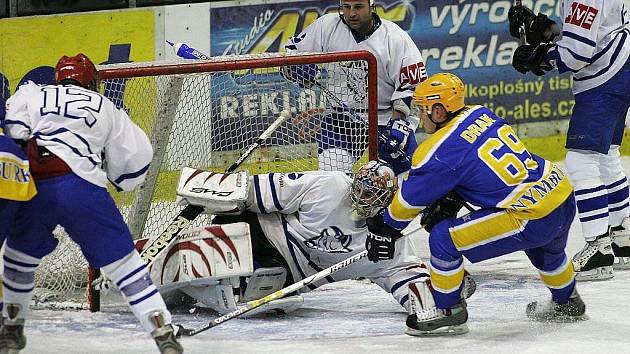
92 110 291 292
174 216 426 337
138 109 291 265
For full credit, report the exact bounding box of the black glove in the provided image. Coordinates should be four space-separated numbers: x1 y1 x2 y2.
421 192 467 233
512 43 553 76
509 5 557 47
365 211 403 262
508 5 536 39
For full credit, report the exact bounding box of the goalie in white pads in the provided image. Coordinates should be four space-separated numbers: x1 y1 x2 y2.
159 160 476 316
282 0 427 175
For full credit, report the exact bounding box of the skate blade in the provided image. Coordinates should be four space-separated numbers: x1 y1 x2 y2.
613 257 630 270
405 324 469 337
575 266 614 281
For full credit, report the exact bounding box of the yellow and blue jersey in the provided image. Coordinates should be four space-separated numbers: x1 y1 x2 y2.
0 129 36 202
384 105 573 229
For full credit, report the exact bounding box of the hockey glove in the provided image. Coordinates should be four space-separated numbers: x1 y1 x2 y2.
366 211 403 262
512 43 553 76
384 118 412 159
421 192 467 233
509 5 557 46
280 64 319 89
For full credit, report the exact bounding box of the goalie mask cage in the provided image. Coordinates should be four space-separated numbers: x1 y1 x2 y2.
29 51 378 312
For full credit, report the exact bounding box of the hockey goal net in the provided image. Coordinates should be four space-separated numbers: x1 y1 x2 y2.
28 51 379 311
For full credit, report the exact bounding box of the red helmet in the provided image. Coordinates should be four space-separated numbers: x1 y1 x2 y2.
54 53 98 90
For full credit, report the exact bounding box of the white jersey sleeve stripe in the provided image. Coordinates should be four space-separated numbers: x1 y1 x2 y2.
112 163 150 185
575 30 629 81
252 175 268 213
562 30 597 47
268 173 284 211
4 119 31 131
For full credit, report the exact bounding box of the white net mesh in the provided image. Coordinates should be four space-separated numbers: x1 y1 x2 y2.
32 51 378 310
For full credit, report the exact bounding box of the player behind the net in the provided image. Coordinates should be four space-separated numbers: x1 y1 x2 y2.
1 53 183 354
155 160 475 317
364 72 587 336
281 0 427 176
508 0 630 280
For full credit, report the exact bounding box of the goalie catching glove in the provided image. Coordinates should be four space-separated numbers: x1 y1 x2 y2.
176 167 249 214
365 210 403 262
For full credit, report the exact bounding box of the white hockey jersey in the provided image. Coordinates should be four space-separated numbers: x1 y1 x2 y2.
285 13 427 125
246 171 427 310
546 0 630 94
4 81 152 191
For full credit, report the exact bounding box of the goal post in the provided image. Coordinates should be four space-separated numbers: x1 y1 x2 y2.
34 50 379 311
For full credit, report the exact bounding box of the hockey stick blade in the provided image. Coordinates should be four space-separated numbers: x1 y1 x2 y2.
175 250 369 337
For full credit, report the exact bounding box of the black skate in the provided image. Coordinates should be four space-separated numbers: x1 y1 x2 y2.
526 288 587 323
611 221 630 269
1 318 26 354
572 232 614 281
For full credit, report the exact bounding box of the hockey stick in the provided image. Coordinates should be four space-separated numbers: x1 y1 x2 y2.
138 109 292 266
515 0 527 45
92 110 291 290
175 218 426 337
175 250 369 337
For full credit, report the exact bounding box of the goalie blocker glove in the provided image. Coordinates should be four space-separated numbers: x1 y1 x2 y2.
366 210 403 262
280 64 319 89
421 192 467 233
512 43 554 76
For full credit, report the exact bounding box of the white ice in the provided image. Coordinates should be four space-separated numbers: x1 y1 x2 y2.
13 160 630 354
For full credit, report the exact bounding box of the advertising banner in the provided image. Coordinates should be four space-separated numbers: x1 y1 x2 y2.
209 0 574 128
0 9 156 121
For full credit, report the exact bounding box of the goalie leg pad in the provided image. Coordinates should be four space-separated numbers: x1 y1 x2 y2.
406 278 468 336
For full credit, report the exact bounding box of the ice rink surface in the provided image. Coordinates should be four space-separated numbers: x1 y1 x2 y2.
18 160 630 354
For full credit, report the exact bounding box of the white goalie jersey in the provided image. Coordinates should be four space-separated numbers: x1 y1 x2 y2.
4 81 152 191
284 13 427 125
246 171 428 310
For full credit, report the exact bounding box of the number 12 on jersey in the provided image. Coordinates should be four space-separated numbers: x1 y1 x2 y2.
40 85 103 127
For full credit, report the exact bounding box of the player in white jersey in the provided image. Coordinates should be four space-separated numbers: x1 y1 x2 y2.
510 0 630 280
203 161 436 312
283 0 427 175
2 54 183 354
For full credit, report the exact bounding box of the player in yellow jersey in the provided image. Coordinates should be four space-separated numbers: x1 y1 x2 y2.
0 125 37 350
364 73 586 336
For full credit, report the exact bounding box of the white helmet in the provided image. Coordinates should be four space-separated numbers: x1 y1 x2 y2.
350 160 397 218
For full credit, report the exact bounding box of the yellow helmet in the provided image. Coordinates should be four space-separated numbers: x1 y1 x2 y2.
413 73 465 114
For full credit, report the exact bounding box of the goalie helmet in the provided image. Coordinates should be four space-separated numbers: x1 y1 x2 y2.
413 73 465 114
54 53 98 91
350 160 397 218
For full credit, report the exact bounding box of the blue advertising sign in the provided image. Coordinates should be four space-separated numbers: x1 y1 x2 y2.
210 0 575 126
